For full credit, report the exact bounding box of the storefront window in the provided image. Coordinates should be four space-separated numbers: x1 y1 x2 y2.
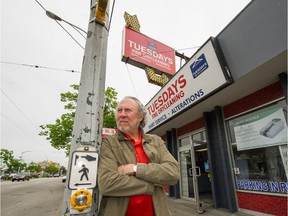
227 100 288 195
179 136 190 147
192 131 206 142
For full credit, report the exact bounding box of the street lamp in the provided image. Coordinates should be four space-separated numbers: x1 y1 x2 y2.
18 151 32 173
45 10 87 51
46 10 87 35
45 10 87 50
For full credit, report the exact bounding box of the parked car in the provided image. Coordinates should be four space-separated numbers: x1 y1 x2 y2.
62 175 67 183
0 173 10 180
54 173 60 177
9 173 17 178
11 173 30 182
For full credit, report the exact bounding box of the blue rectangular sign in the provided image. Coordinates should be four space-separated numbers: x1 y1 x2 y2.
190 53 209 78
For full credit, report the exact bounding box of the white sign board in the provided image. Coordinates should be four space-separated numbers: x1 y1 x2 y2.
144 37 231 132
68 151 98 190
102 128 117 137
234 108 287 151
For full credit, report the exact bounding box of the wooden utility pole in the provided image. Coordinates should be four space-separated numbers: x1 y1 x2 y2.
61 0 109 215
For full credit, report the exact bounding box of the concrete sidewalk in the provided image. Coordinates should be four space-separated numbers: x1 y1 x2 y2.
168 198 252 216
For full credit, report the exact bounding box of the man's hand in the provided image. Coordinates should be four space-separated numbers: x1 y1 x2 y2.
117 164 135 175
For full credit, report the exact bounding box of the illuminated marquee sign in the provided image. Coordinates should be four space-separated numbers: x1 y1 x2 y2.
122 27 176 76
144 37 233 132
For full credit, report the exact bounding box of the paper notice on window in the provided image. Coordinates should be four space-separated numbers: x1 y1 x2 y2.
234 108 287 151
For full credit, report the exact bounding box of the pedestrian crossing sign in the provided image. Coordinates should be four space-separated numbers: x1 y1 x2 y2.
68 151 98 190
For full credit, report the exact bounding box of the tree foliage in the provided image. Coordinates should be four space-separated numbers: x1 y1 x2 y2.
103 86 118 128
44 162 60 175
39 85 118 156
27 162 42 173
0 149 21 173
0 148 66 176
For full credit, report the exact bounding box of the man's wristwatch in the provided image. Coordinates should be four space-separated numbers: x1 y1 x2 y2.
132 165 137 173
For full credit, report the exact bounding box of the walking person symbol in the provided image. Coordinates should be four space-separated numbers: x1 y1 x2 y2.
79 164 89 181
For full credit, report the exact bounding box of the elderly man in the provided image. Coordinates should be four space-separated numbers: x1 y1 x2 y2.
98 96 179 216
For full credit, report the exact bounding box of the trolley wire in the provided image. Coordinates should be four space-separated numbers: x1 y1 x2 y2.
1 61 80 73
35 0 85 50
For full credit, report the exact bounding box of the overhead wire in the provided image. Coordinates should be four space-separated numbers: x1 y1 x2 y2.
53 20 85 50
125 64 139 98
1 113 46 147
46 10 87 37
35 0 85 50
108 0 116 32
1 88 63 149
1 89 40 131
176 46 201 53
68 23 87 39
1 61 81 73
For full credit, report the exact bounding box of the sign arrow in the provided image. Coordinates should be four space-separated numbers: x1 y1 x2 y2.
81 155 97 161
74 182 92 186
69 151 98 190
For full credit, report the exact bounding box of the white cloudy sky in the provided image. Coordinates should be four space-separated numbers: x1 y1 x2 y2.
1 0 251 168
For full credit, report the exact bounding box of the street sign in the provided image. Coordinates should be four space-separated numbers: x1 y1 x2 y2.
68 151 98 190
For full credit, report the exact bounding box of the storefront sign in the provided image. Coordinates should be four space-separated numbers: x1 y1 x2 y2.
234 108 287 151
122 27 176 75
144 37 232 132
236 179 288 194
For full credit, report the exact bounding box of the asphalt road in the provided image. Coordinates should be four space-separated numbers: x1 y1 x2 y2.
1 177 64 216
1 178 251 216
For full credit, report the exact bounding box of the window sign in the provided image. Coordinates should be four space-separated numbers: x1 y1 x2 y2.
234 107 287 151
233 146 288 194
227 102 288 195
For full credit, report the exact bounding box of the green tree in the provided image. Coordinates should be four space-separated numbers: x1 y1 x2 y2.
0 149 14 171
18 162 27 173
27 162 42 173
0 149 20 173
59 165 67 175
39 85 118 156
45 162 59 175
103 86 118 128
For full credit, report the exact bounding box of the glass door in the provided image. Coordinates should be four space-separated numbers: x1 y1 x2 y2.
179 132 213 206
179 148 195 199
192 133 213 206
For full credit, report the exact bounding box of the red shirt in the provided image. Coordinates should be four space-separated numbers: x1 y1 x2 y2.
124 131 154 216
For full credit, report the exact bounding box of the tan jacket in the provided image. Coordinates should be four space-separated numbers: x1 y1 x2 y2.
98 130 180 216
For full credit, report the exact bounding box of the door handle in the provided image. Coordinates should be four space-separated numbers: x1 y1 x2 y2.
189 167 201 177
195 166 201 177
189 168 193 176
